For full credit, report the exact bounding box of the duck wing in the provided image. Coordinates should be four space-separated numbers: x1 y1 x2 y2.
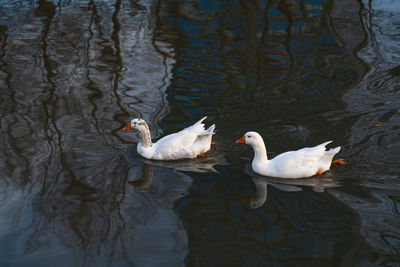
155 117 209 152
273 141 333 170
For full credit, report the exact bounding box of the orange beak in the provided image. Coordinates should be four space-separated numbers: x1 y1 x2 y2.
123 123 132 131
236 136 246 144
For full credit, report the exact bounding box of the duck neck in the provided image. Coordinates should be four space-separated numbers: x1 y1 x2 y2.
138 123 153 148
252 140 268 163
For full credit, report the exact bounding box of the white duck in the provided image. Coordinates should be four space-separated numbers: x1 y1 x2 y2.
236 131 345 178
123 117 215 160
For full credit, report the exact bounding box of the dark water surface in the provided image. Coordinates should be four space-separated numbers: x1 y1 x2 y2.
0 0 399 266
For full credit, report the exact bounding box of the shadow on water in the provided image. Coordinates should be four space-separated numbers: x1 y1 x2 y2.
0 0 399 266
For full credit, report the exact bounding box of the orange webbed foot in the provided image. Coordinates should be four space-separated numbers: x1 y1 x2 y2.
199 152 206 159
316 169 322 176
332 158 346 165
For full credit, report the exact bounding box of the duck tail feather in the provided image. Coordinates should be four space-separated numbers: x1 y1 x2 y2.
198 124 215 136
327 146 341 154
196 116 207 125
206 124 215 134
321 140 333 147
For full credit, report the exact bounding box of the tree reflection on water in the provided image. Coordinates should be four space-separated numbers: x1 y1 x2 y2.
0 0 399 266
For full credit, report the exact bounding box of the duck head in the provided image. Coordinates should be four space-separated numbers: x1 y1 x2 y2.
235 131 263 147
123 118 147 131
236 131 268 162
123 118 153 147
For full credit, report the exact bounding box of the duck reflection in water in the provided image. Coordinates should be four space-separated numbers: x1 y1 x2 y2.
120 150 226 264
247 176 269 209
245 165 342 209
128 164 154 192
126 149 226 192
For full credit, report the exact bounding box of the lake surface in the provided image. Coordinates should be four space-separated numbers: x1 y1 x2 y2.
0 0 399 266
